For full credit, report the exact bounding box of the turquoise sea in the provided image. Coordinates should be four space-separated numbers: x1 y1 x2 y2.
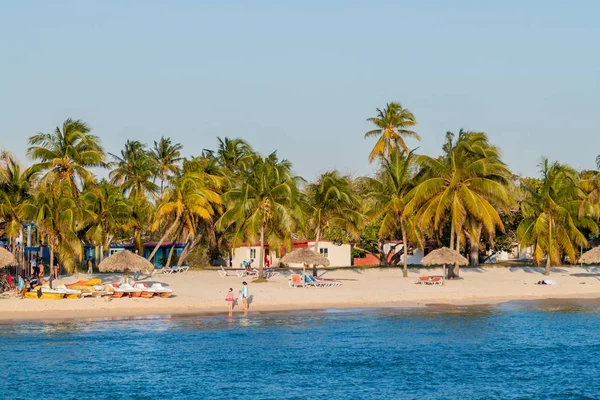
2 300 600 400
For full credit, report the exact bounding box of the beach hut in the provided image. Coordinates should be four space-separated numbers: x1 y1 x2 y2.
421 247 469 279
280 248 330 277
0 247 18 269
98 250 155 275
579 246 600 265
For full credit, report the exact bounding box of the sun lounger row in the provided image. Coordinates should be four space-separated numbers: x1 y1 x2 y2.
218 266 280 279
288 274 342 288
415 276 444 285
156 266 189 274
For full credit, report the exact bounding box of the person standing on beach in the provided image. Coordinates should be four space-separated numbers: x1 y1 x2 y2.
38 262 44 278
30 256 37 276
225 288 235 314
240 281 249 310
87 256 93 275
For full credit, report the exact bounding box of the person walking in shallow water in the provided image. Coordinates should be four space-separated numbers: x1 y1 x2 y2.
240 281 249 310
225 288 235 314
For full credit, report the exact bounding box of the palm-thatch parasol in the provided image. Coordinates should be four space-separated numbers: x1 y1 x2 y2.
421 247 468 279
0 247 18 268
98 250 155 274
280 248 330 278
579 246 600 265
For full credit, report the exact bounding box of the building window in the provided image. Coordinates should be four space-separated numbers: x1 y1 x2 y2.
320 248 328 258
250 249 256 258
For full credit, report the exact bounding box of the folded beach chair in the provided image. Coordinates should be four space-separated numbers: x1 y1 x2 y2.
288 274 304 288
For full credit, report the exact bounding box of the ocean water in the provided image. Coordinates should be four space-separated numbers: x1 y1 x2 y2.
2 301 600 400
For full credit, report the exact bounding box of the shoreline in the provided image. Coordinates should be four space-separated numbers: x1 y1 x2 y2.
2 292 600 322
2 267 600 322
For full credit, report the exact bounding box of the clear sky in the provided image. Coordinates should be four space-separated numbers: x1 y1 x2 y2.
1 0 599 180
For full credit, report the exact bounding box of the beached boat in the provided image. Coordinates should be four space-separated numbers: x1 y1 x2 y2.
105 284 126 298
134 283 156 298
24 288 65 300
55 285 83 299
120 283 143 297
65 278 102 287
151 283 173 298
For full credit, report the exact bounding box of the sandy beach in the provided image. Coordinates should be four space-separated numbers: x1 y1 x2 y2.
2 266 600 321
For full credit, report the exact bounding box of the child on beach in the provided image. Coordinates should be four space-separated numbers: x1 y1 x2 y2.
225 288 235 313
239 282 249 310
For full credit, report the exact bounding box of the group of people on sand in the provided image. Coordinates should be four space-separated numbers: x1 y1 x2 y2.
225 282 249 315
29 255 60 280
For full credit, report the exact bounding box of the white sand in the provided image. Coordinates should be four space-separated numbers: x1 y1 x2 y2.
2 266 600 320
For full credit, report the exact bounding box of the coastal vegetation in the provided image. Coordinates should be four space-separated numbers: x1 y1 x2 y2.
1 106 600 277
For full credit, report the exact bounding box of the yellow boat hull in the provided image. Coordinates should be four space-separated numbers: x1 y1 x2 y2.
83 279 102 286
24 292 65 300
65 293 81 299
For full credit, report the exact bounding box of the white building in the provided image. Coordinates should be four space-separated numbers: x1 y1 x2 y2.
230 240 352 268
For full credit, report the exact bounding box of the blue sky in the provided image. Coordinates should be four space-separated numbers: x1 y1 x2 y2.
1 0 598 180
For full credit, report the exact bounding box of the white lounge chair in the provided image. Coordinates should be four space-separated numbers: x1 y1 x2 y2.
218 266 228 277
170 266 189 273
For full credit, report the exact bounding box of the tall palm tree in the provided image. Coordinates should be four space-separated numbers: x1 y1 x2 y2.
147 166 222 266
0 155 37 253
27 118 106 194
216 137 254 176
151 136 183 196
81 180 131 262
517 159 597 275
218 152 302 278
305 170 362 263
405 131 512 275
364 102 420 163
110 140 159 200
363 149 418 277
22 182 83 272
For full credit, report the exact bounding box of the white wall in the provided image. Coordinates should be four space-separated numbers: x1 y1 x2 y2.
231 246 279 268
308 241 352 267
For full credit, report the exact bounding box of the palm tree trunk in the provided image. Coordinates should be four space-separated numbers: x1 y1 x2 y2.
258 224 265 279
148 217 180 261
545 217 552 276
450 224 455 250
48 245 54 278
469 224 482 266
134 229 143 256
401 222 408 278
313 227 321 277
165 243 176 268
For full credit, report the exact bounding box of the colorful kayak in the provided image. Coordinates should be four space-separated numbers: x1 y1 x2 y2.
24 291 65 300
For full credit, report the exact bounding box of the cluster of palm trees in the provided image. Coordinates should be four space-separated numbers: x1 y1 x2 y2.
1 106 600 277
364 102 600 276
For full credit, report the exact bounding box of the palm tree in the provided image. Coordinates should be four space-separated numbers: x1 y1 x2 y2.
517 159 597 275
305 170 362 272
110 140 159 200
147 165 222 267
0 155 37 253
27 118 106 194
81 180 131 262
151 136 183 196
22 182 83 272
404 131 512 275
216 137 254 176
218 152 302 278
362 149 418 277
364 102 420 163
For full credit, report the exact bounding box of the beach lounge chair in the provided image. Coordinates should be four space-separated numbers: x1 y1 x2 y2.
170 266 189 273
315 276 342 287
288 274 304 288
416 276 431 284
430 276 444 285
218 266 228 277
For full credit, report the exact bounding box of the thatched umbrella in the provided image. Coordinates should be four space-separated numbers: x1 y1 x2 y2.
579 246 600 265
421 247 469 279
0 247 18 268
280 248 330 279
98 250 154 274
